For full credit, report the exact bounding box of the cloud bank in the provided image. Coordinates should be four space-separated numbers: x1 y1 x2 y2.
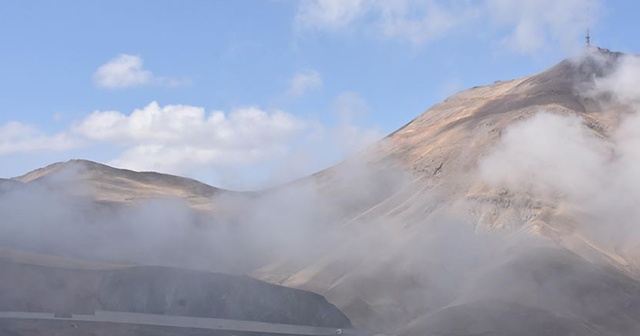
0 121 79 155
0 93 382 188
72 101 307 174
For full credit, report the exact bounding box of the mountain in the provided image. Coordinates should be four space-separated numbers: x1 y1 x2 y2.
249 50 640 334
14 159 228 211
4 50 640 335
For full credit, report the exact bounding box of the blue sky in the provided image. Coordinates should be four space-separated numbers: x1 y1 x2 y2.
1 0 638 189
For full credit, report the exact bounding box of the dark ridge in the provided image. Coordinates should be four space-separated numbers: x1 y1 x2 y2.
0 259 352 328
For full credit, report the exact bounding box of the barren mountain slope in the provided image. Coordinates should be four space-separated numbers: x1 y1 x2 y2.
248 51 640 334
14 160 227 211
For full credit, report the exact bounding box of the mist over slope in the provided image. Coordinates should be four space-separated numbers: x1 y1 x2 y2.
247 50 640 333
4 49 640 335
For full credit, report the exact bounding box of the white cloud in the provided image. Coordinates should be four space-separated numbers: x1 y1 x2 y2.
374 1 474 46
68 94 382 186
479 109 640 255
296 0 368 31
93 54 182 89
295 0 476 46
73 101 308 174
480 112 609 198
93 54 152 88
288 70 323 97
0 121 79 155
589 54 640 105
295 0 599 53
0 93 381 186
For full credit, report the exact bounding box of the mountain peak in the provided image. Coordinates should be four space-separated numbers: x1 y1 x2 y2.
381 50 633 196
15 159 224 210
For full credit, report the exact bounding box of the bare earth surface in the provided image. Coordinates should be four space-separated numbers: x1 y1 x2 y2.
4 51 640 335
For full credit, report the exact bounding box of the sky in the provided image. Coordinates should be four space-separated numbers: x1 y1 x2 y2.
1 0 638 190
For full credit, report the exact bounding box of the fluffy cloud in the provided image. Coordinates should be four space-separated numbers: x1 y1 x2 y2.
0 94 381 186
93 54 181 89
288 70 323 97
479 110 640 254
295 0 599 52
480 112 609 198
589 54 640 105
0 121 79 155
73 101 307 174
66 94 381 186
93 54 152 88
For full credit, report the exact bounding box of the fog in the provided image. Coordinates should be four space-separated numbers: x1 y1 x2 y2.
2 50 640 335
0 154 413 274
481 51 640 266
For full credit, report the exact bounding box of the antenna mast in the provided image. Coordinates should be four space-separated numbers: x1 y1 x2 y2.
586 2 592 48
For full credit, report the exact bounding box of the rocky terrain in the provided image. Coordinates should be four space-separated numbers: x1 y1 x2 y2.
3 49 640 335
0 247 350 334
243 50 640 334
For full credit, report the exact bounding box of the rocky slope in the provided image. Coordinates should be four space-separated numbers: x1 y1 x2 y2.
14 160 228 211
248 50 640 334
0 249 350 328
4 50 640 335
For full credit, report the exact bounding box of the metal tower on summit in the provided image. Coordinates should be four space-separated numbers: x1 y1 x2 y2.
586 3 592 48
586 28 591 47
585 27 611 53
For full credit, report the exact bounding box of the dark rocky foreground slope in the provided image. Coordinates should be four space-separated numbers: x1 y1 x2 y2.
0 255 350 328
